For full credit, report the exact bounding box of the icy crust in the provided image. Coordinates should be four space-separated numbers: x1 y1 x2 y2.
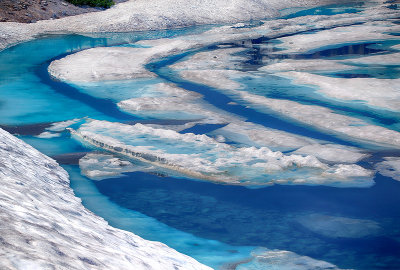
70 120 374 187
48 47 156 82
37 118 81 138
345 52 400 66
275 21 400 54
0 128 211 270
212 121 317 151
293 144 368 163
278 71 400 112
173 52 400 148
0 0 364 52
375 157 400 181
259 59 354 73
47 2 399 83
79 153 145 180
234 248 341 270
237 91 400 148
296 214 381 239
117 83 237 123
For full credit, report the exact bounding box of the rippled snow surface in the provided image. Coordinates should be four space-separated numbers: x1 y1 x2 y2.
1 3 400 270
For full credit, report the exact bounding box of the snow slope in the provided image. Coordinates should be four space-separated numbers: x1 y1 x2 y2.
0 128 211 270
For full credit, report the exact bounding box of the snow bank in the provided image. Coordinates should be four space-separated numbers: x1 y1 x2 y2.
293 144 368 163
48 47 156 82
259 59 354 73
237 91 400 148
278 71 400 112
70 120 374 187
275 21 400 54
0 128 211 270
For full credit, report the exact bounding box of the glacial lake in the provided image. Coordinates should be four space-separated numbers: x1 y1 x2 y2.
1 3 400 269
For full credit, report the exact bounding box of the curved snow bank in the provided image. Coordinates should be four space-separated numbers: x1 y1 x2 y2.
275 21 400 54
70 119 374 187
48 47 156 82
0 128 210 270
278 71 400 112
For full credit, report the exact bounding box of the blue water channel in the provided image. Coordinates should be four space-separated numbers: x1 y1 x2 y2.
1 5 400 269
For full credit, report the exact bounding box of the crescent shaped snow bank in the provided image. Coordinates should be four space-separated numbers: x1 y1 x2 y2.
0 128 211 270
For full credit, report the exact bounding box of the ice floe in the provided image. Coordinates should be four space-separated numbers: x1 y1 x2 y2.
297 214 381 238
293 144 368 163
0 128 210 270
375 157 400 181
36 118 81 138
211 121 316 151
277 71 400 112
69 119 374 187
79 153 144 180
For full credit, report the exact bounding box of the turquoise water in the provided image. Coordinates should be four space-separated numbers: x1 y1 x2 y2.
1 4 400 270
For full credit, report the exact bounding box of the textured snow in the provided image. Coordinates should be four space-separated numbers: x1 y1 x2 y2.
37 118 81 138
117 83 237 123
70 120 374 187
0 128 211 270
275 21 400 54
212 121 316 151
293 144 368 163
278 71 400 112
237 91 400 148
170 44 400 149
375 157 400 181
0 0 361 52
47 2 399 83
48 47 156 82
346 52 400 65
259 59 354 72
297 214 381 238
79 153 147 180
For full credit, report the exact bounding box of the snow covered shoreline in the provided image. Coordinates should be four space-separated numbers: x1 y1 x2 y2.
0 0 354 52
0 127 211 269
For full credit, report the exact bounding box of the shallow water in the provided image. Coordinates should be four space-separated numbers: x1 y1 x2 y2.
1 4 400 270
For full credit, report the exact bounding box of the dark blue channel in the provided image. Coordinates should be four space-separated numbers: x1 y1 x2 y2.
94 171 400 270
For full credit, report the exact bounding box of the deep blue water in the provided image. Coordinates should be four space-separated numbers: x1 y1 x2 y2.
1 4 400 270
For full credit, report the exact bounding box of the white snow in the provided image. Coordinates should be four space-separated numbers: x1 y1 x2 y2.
259 59 354 73
70 119 374 187
278 71 400 112
79 153 147 180
293 144 368 163
0 127 211 270
236 91 400 148
275 21 400 54
36 119 81 138
375 157 400 181
297 214 381 238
